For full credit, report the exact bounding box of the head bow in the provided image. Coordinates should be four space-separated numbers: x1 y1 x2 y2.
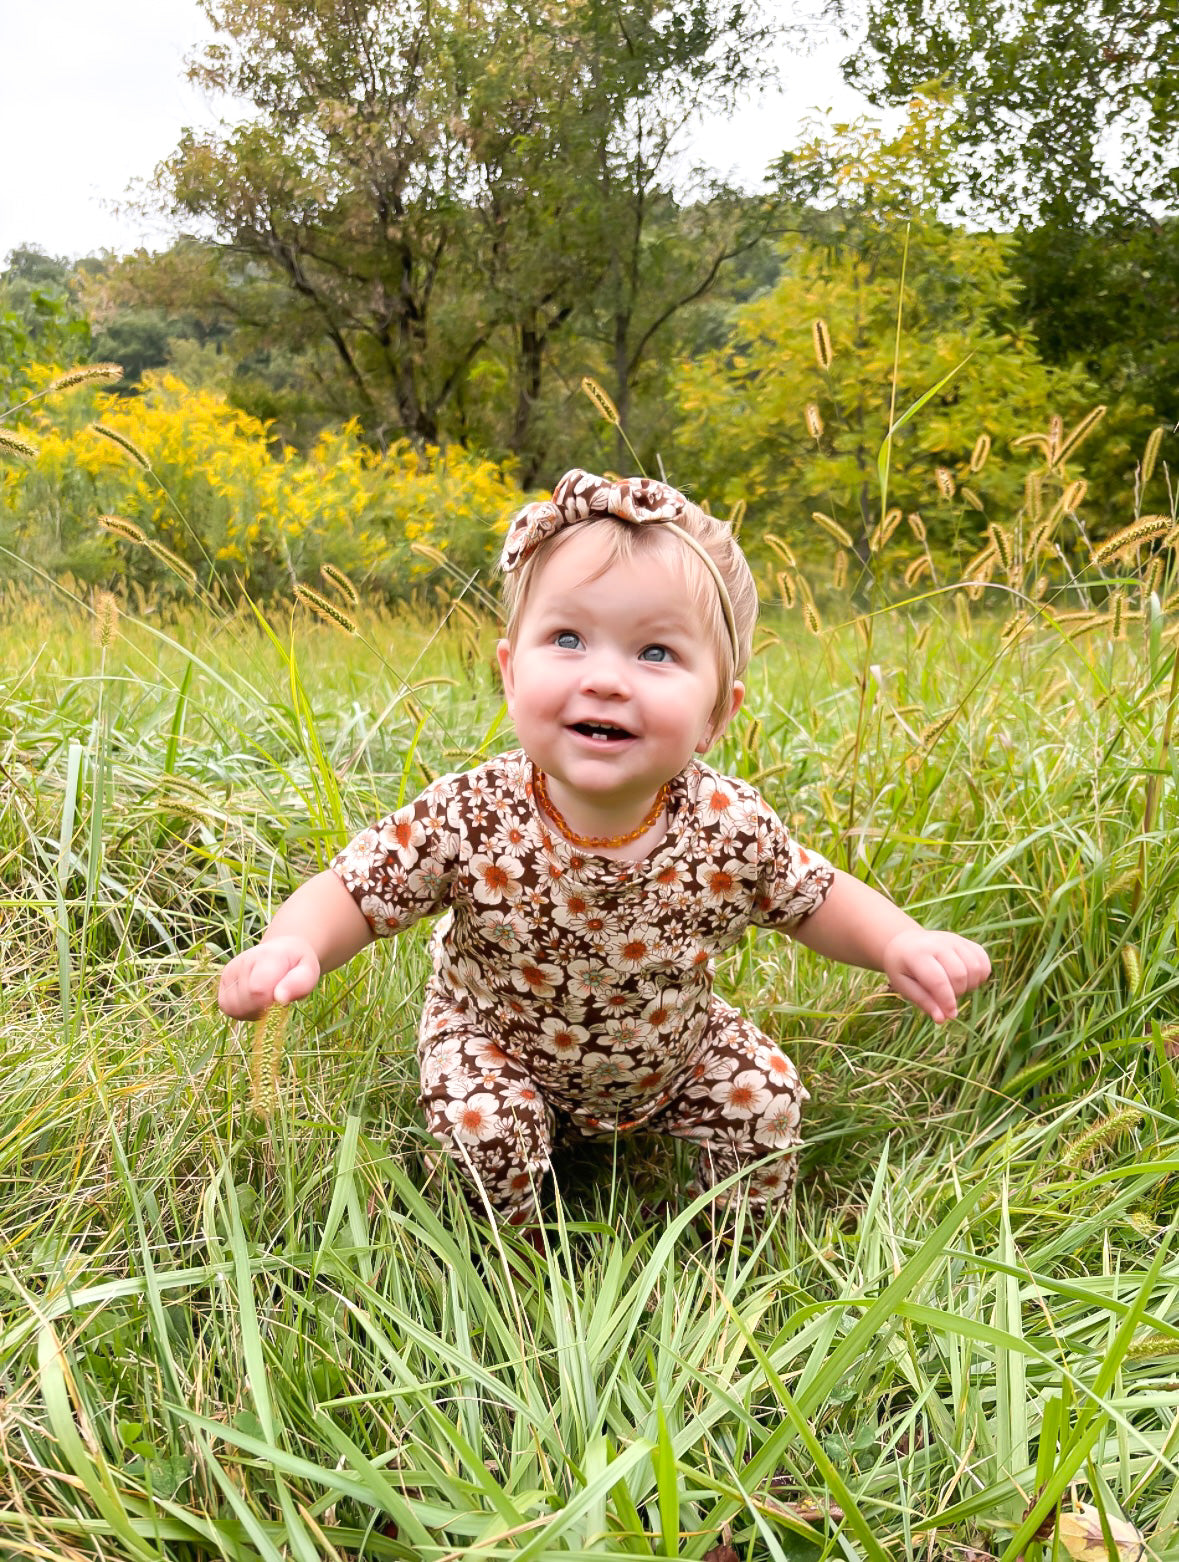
499 468 739 658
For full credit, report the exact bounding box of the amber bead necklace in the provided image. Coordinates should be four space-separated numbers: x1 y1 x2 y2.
534 770 669 850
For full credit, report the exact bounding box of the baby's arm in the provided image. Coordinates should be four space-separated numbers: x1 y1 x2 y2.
218 869 373 1021
792 868 990 1024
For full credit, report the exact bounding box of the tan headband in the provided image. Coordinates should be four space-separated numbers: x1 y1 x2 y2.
499 468 739 659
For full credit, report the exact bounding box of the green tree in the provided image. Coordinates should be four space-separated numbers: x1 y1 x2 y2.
832 0 1179 222
671 116 1106 569
150 0 777 468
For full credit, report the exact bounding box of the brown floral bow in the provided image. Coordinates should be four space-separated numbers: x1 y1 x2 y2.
499 467 738 657
500 469 688 573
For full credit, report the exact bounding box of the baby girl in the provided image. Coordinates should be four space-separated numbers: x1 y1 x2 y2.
218 469 990 1227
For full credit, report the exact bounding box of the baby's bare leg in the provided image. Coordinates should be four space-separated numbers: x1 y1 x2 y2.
650 995 810 1208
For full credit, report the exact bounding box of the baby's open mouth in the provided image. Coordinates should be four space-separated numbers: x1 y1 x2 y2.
571 721 634 742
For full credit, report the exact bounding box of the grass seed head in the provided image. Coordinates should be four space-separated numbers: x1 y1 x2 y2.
986 524 1013 575
0 428 38 459
906 511 926 542
935 466 956 500
969 432 991 473
1061 478 1088 513
960 485 985 512
294 582 359 634
1058 403 1107 464
146 540 198 590
1121 941 1141 991
320 562 360 606
1060 1105 1142 1170
98 513 148 544
1141 426 1164 487
1024 471 1043 522
1048 413 1063 465
580 377 620 426
776 570 796 608
728 497 746 533
903 555 931 586
811 318 833 371
802 598 822 635
91 422 151 469
832 548 848 590
804 402 824 439
94 590 119 647
250 1004 289 1119
1090 517 1171 567
811 510 854 548
45 363 123 394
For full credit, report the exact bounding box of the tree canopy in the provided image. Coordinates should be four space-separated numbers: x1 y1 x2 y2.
831 0 1179 222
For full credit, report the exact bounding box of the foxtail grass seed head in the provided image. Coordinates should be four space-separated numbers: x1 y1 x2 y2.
763 533 796 568
804 402 824 439
811 318 833 371
1060 1105 1142 1169
727 497 746 533
935 466 956 500
869 507 903 552
0 428 38 459
955 592 972 636
960 485 985 512
1061 477 1088 513
906 511 926 542
146 540 198 590
1058 403 1107 463
969 432 991 472
1110 588 1127 642
1048 413 1063 465
1126 1331 1177 1359
914 621 930 652
1142 426 1165 487
293 582 359 634
1024 470 1043 522
1142 556 1163 600
98 513 148 544
811 510 854 548
320 561 360 606
1121 942 1141 992
94 590 119 647
45 362 123 394
91 422 151 469
854 614 870 648
776 569 796 609
802 598 822 635
903 554 931 586
1033 574 1049 600
580 376 620 426
1090 516 1171 567
250 1004 289 1119
832 549 848 590
987 524 1013 575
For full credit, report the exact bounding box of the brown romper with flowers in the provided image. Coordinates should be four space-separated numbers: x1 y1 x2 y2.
330 749 834 1218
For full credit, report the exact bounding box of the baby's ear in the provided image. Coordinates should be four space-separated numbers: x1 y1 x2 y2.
496 638 514 701
696 681 745 753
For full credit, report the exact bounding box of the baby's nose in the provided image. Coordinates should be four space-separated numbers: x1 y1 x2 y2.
580 650 630 696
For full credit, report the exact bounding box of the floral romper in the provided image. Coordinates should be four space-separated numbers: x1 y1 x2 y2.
330 750 834 1218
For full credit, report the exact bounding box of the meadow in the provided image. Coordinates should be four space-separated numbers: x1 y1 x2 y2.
2 534 1178 1560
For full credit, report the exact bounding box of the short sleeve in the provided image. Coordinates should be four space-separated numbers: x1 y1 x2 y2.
330 776 461 938
750 802 835 934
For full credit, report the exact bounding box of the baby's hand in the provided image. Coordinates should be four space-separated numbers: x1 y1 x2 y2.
882 929 990 1024
217 936 322 1020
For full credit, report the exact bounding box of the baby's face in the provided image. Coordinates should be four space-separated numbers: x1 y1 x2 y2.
497 528 743 830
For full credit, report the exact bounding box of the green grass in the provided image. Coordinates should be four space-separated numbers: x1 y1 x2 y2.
2 577 1178 1560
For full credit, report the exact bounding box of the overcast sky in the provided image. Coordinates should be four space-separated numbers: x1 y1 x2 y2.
1 1 877 263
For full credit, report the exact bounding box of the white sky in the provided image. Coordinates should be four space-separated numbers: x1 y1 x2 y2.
1 1 877 262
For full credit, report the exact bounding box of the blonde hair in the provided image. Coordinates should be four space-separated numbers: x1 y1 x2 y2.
501 501 757 724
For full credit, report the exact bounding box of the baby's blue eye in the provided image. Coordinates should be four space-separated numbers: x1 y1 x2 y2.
640 644 673 663
554 630 581 649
